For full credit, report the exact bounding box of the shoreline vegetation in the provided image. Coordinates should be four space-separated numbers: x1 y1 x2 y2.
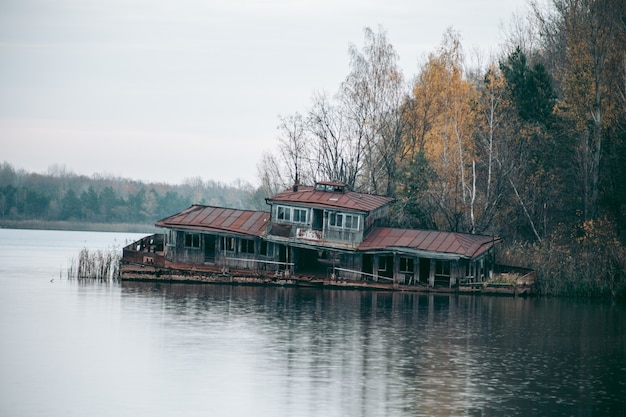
0 219 157 234
1 218 619 300
2 184 621 299
67 247 122 282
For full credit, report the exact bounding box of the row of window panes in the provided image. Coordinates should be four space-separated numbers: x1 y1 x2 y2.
276 206 360 231
183 233 274 256
221 236 274 256
381 257 448 275
221 236 256 254
329 212 359 230
277 206 307 224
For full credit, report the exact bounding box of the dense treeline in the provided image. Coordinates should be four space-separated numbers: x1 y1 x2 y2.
0 162 263 226
260 0 626 298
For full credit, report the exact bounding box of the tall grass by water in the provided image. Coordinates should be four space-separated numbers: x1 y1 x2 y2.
67 248 121 281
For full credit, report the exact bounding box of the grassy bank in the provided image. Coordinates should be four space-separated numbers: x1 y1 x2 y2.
0 219 158 234
498 223 626 299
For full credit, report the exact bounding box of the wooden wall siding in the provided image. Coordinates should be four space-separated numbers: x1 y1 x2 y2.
166 231 204 264
363 206 391 233
334 253 493 287
163 229 495 287
322 228 363 246
166 231 285 273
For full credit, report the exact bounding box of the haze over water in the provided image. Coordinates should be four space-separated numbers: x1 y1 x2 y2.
0 229 624 416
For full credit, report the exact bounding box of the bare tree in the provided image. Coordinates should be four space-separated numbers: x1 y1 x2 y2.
307 92 361 187
256 113 311 197
257 151 289 198
339 26 407 194
259 27 406 195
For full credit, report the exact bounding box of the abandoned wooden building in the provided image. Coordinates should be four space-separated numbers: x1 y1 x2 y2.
121 181 499 289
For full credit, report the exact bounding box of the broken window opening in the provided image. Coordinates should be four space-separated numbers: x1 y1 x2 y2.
184 233 201 248
241 239 255 254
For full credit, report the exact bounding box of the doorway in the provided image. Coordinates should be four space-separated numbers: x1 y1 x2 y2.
419 258 430 284
204 235 215 263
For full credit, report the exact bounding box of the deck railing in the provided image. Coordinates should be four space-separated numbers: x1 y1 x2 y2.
331 266 394 283
268 222 363 248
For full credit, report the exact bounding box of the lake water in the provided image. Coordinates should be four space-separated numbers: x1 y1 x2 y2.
0 228 624 416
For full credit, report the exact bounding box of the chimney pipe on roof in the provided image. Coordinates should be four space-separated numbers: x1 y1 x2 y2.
293 174 299 192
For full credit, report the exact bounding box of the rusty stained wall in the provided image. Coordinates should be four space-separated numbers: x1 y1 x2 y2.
166 230 282 273
164 229 495 285
331 251 493 286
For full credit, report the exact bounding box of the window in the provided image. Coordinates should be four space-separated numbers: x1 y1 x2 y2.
277 206 291 221
435 260 450 276
329 212 359 230
400 257 414 273
344 214 359 230
315 183 345 193
241 239 255 254
277 206 307 224
379 256 388 272
329 212 343 228
260 241 272 256
221 236 235 252
378 255 393 273
184 233 200 248
293 208 307 224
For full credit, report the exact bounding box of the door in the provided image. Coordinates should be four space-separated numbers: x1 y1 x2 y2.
312 209 323 231
204 235 216 262
419 258 430 284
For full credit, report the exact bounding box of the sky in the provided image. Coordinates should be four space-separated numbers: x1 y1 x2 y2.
1 0 530 186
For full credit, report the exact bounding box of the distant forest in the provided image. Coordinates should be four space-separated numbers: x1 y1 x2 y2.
0 162 265 227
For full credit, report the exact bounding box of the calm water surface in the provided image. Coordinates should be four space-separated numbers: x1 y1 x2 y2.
0 229 625 416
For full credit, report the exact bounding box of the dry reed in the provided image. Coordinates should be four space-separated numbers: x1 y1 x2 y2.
67 248 121 281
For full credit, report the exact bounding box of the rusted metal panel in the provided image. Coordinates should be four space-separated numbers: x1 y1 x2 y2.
435 233 460 253
267 184 394 213
359 228 497 260
156 205 270 237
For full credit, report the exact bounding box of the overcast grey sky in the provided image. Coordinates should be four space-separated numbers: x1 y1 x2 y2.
1 0 529 185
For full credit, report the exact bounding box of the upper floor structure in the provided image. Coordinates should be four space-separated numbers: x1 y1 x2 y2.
265 181 394 249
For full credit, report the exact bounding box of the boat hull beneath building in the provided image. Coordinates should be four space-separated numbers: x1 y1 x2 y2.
120 235 536 296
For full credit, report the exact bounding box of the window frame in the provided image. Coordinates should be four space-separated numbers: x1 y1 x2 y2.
221 236 235 252
293 208 307 224
328 212 359 230
400 257 414 273
184 232 201 249
435 260 451 276
344 214 359 230
241 238 255 254
260 241 272 257
277 205 291 222
329 212 343 228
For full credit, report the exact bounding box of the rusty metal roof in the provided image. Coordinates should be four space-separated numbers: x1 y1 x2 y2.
267 184 395 213
359 227 497 260
155 205 269 237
